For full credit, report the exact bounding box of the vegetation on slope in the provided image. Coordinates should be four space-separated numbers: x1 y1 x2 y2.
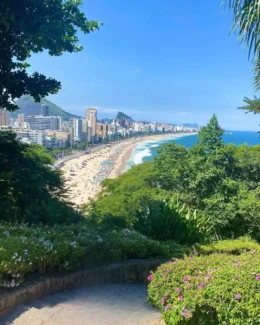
116 111 134 121
88 115 260 242
13 96 81 120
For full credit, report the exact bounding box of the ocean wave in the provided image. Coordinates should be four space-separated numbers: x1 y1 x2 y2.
149 144 159 148
133 148 152 165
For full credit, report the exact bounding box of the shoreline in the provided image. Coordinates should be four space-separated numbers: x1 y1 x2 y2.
62 132 197 206
109 132 197 177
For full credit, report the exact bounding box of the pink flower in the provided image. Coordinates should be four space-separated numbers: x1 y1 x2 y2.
147 274 153 281
181 309 191 319
235 263 242 267
234 293 241 300
193 250 198 255
197 282 205 290
160 298 165 304
178 296 184 301
183 276 189 282
176 288 181 294
164 305 170 311
256 274 260 281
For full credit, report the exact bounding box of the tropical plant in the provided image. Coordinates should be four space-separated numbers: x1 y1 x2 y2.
134 199 211 244
225 0 260 89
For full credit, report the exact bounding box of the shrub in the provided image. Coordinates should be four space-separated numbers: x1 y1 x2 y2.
196 237 260 255
135 199 211 244
0 222 188 290
148 250 260 325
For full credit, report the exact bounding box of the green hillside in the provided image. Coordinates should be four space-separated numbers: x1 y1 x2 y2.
12 96 80 121
116 111 134 121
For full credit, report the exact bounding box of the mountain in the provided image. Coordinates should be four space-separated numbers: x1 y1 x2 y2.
98 118 112 124
182 123 199 129
116 111 134 121
13 96 80 121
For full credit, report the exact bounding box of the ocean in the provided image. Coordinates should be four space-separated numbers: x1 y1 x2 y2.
126 131 260 169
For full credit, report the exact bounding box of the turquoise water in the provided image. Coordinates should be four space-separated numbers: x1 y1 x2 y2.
126 131 259 169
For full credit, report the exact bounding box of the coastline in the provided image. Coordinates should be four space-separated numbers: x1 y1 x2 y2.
62 132 197 206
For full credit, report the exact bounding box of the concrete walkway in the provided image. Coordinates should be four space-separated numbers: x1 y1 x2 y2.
1 284 163 325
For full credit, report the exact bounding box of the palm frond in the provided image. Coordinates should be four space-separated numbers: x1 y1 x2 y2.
224 0 260 88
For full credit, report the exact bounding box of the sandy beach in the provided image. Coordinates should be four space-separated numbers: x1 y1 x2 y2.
62 133 196 206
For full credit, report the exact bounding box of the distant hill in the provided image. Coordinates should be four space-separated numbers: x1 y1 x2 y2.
116 111 134 121
98 118 112 124
182 123 199 129
13 96 80 121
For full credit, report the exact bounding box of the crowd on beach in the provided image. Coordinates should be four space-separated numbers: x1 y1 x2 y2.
61 133 197 207
61 142 126 206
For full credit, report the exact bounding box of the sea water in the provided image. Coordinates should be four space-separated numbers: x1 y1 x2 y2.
125 131 259 170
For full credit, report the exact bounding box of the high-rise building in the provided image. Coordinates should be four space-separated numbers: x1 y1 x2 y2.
8 118 14 126
81 119 88 142
85 108 97 142
26 115 62 130
41 104 49 116
16 130 47 146
72 118 83 142
0 109 8 126
97 123 108 138
17 113 25 124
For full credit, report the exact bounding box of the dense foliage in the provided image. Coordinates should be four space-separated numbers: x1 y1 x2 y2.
148 244 260 325
85 163 212 245
0 222 188 289
90 115 260 241
0 0 101 111
0 131 80 224
86 162 167 227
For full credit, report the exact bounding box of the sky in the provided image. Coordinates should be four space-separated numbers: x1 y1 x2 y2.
28 0 260 131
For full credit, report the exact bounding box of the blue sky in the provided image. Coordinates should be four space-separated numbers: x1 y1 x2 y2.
28 0 259 131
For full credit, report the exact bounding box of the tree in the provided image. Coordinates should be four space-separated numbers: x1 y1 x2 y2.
238 97 260 130
197 114 224 153
0 131 80 224
84 162 168 227
0 0 101 111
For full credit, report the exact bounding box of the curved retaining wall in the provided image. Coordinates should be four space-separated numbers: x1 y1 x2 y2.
0 258 168 318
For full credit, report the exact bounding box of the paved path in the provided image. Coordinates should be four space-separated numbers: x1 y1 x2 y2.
1 285 163 325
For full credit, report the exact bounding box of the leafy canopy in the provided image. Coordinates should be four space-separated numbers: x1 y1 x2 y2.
91 115 260 241
0 0 101 111
0 131 81 224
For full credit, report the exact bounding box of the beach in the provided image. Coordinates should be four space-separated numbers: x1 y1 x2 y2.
61 133 196 206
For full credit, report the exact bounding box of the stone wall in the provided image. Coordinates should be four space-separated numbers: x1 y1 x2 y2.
0 259 168 318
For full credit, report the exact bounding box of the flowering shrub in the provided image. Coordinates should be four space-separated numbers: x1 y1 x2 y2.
148 250 260 325
0 223 187 289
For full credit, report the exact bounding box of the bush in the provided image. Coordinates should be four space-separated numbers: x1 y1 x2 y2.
0 222 188 290
148 249 260 325
134 199 211 245
196 237 260 255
